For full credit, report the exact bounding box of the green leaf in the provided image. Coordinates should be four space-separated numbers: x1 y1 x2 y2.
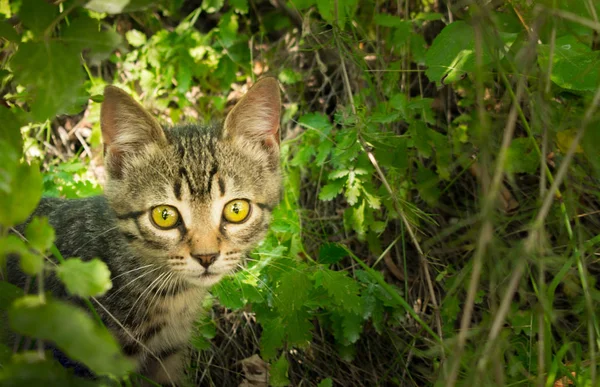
350 200 366 239
428 130 452 180
270 354 291 387
0 234 41 276
345 177 361 206
330 310 363 345
389 93 408 119
0 161 42 227
125 29 147 47
318 243 347 264
290 144 315 167
230 0 249 13
9 296 133 376
0 280 24 311
298 112 333 134
275 271 311 316
292 0 316 9
202 0 224 13
0 20 19 42
19 0 58 37
11 41 86 121
314 269 363 314
213 277 246 310
62 15 122 60
505 137 539 174
340 311 363 343
410 121 433 158
218 11 238 48
25 216 55 253
319 179 345 201
318 378 333 387
416 167 440 205
56 258 113 298
316 0 334 23
283 309 313 346
278 68 303 85
315 140 333 165
260 318 285 360
85 0 156 14
537 35 600 92
0 106 23 153
0 354 96 386
424 21 493 86
374 14 407 27
191 316 216 351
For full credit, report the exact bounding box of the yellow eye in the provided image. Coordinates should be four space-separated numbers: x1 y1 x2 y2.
150 205 180 229
223 199 251 223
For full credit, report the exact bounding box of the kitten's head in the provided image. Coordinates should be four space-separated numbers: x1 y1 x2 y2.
100 79 281 287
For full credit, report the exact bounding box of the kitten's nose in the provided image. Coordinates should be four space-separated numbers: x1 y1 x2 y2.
191 253 218 269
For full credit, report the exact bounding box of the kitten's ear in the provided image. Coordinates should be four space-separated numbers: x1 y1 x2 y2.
101 86 166 177
223 77 281 149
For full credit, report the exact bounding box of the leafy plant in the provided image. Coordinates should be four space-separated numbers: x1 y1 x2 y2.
3 0 600 386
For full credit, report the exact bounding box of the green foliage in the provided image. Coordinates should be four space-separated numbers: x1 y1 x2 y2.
9 296 133 377
3 0 600 386
56 258 113 298
270 354 291 387
0 161 42 227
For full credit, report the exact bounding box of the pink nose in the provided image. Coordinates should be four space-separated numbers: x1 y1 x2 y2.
191 253 218 269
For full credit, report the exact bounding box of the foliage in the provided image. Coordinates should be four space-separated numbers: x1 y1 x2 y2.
2 0 600 386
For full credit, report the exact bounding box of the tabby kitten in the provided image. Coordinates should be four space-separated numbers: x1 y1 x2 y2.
8 78 282 384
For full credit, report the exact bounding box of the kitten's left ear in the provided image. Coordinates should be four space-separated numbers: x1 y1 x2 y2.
101 86 166 178
223 77 281 149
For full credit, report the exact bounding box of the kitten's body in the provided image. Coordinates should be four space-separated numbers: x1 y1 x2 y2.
7 79 282 384
12 195 206 380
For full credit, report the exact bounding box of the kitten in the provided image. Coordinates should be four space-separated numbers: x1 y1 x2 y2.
8 78 282 384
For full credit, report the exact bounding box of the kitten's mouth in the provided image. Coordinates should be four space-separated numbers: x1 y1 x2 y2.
200 271 218 278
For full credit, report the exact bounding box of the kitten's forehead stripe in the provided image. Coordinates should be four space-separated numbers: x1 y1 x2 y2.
178 167 195 196
205 163 219 196
218 177 225 196
173 178 182 200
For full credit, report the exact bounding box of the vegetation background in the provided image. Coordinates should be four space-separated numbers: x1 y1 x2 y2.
1 0 600 386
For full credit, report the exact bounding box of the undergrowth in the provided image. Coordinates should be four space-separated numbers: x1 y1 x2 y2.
2 0 600 386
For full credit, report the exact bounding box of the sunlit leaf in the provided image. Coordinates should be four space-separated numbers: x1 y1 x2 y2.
56 258 113 298
319 179 345 201
0 161 42 227
201 0 224 13
9 296 133 377
25 217 55 254
125 29 147 47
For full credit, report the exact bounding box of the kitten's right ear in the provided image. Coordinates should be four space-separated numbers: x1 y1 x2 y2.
101 86 166 178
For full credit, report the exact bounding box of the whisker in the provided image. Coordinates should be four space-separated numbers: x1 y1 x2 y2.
123 272 168 325
138 272 174 326
104 266 163 301
91 297 174 385
72 226 120 255
235 263 276 299
111 264 154 281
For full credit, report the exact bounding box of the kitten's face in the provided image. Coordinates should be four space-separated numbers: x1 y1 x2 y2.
100 79 281 287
